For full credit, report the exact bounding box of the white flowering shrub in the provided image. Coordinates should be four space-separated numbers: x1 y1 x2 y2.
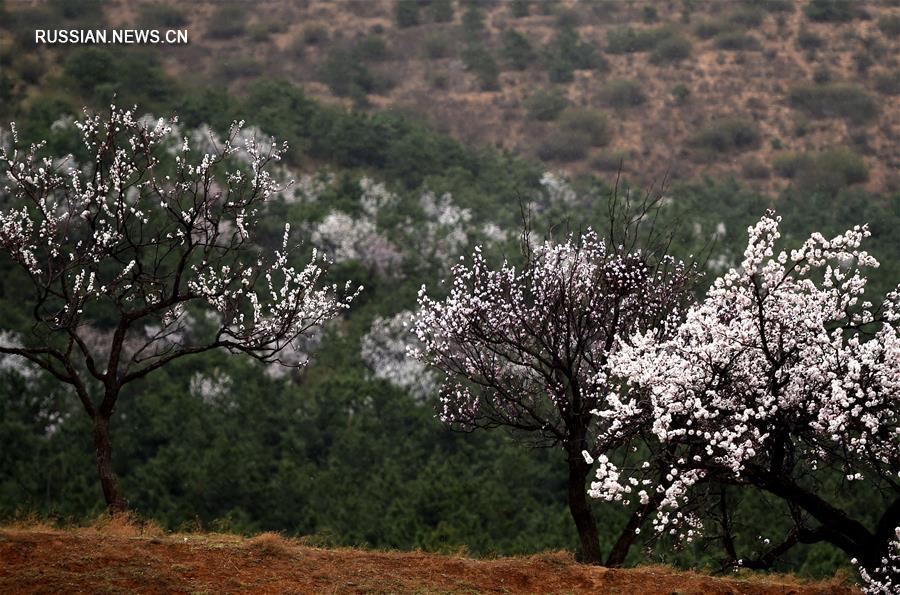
412 229 697 565
0 106 360 511
540 171 577 206
594 211 900 577
361 310 437 402
312 211 404 275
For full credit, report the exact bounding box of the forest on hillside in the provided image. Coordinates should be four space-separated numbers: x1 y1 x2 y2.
1 0 899 592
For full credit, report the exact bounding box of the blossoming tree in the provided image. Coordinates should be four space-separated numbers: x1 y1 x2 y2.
0 107 359 511
412 222 698 565
594 212 899 587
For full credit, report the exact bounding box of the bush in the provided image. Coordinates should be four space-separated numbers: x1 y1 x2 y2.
601 79 646 108
502 29 535 70
430 0 454 23
510 0 530 18
537 129 590 162
355 35 388 61
694 19 736 40
874 71 900 95
138 4 188 28
788 82 878 124
544 27 605 83
672 83 691 105
728 6 765 27
320 48 392 98
650 34 692 64
741 157 770 179
395 0 419 28
758 0 793 12
216 57 262 81
303 24 329 45
691 117 761 153
804 0 856 22
606 26 674 54
796 28 824 50
207 5 247 39
558 107 611 146
773 148 868 194
462 44 500 91
714 32 761 51
878 15 900 38
592 150 632 171
525 89 569 121
424 32 452 59
462 6 485 38
64 47 116 93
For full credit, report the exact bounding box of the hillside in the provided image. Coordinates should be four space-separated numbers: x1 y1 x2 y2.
0 523 858 594
87 0 900 193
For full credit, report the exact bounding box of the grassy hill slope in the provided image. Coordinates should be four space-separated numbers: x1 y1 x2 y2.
0 521 858 594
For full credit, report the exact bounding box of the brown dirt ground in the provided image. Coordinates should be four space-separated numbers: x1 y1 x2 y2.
0 522 859 595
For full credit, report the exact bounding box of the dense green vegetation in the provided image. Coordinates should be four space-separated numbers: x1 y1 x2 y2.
1 0 899 581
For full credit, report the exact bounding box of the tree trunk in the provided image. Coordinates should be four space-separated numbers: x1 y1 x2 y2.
606 495 659 567
92 414 126 513
567 457 603 564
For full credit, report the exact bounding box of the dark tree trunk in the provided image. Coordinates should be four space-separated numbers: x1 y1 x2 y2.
92 414 126 513
567 457 603 565
606 495 659 567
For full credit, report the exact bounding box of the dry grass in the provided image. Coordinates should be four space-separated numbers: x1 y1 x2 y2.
0 522 860 594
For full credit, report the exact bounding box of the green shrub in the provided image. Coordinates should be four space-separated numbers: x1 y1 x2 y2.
510 0 530 18
878 15 900 38
502 29 535 70
462 44 500 91
247 23 271 43
694 19 736 40
288 35 306 58
804 0 856 22
558 107 611 146
773 152 802 177
49 0 102 20
642 5 658 23
714 31 761 51
525 88 569 121
728 6 765 27
64 47 116 93
424 32 453 59
430 0 454 23
874 71 900 95
207 5 247 39
320 48 392 97
606 26 674 54
544 27 605 83
788 82 878 124
355 35 388 61
537 129 590 162
757 0 793 12
462 6 485 38
774 148 868 194
672 83 691 105
691 117 761 153
796 28 824 50
395 0 419 28
741 157 770 179
592 150 632 171
138 4 188 28
303 24 329 45
216 57 261 81
650 34 692 64
557 8 581 28
601 79 646 108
